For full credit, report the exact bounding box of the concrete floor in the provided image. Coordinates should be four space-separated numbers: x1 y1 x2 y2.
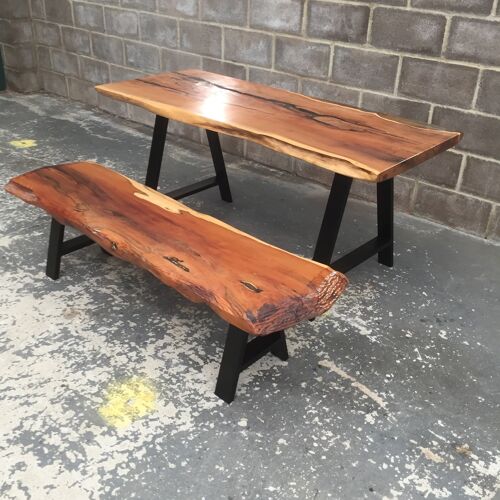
0 92 499 500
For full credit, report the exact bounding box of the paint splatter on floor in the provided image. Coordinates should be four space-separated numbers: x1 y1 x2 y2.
99 377 157 429
9 139 37 148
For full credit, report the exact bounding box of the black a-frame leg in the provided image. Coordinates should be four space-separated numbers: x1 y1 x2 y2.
206 130 232 202
313 173 352 265
377 178 394 267
145 115 169 189
215 326 289 404
312 174 394 272
46 218 65 280
45 218 101 280
144 115 232 202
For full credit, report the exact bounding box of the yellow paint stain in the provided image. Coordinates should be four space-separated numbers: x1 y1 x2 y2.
99 377 156 429
9 139 37 149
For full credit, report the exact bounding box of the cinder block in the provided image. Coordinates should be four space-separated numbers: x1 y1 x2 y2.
80 56 110 84
405 151 462 189
98 93 129 118
201 0 247 26
411 0 493 15
246 143 294 173
31 0 45 19
433 107 500 159
301 79 359 106
4 45 36 70
361 92 430 122
68 77 98 106
104 7 138 39
41 70 68 96
1 0 30 19
62 27 91 55
275 37 330 79
168 121 202 142
91 33 123 65
249 68 298 92
331 46 399 92
461 156 500 203
476 70 500 115
6 69 39 92
202 58 246 79
399 58 478 108
487 206 500 241
74 2 105 32
44 0 72 25
110 65 144 81
225 29 272 67
37 45 52 69
413 183 492 235
294 160 334 186
308 2 369 43
128 105 156 127
180 21 221 58
351 177 415 212
122 0 156 11
250 0 303 35
446 17 500 66
52 49 79 76
33 21 61 47
158 0 199 18
125 41 160 71
0 20 33 45
371 8 446 56
140 13 177 48
162 49 202 72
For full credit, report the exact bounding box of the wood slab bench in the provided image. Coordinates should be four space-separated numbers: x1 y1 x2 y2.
5 162 347 403
96 70 462 272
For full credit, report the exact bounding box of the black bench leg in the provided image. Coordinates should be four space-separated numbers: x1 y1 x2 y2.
377 178 394 267
206 130 233 203
215 327 289 404
313 173 352 264
46 218 65 280
145 115 169 189
215 325 248 404
270 332 289 361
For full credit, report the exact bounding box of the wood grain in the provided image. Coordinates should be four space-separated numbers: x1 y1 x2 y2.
96 70 462 182
5 162 347 335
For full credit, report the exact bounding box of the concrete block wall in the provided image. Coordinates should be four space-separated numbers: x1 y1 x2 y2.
1 0 500 240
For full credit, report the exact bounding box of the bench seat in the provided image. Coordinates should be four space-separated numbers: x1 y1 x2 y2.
6 161 347 334
5 162 347 402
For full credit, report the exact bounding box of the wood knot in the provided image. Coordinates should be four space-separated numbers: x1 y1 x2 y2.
240 281 263 293
164 256 190 272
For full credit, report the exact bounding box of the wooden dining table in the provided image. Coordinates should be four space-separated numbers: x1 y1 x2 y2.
96 69 462 273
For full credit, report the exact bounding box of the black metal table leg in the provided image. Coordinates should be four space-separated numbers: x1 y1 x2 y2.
377 178 394 267
145 115 169 189
312 174 395 272
46 218 65 280
206 130 233 202
313 174 352 265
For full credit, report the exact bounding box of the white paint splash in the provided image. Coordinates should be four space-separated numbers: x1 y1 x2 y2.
318 359 389 411
419 447 444 464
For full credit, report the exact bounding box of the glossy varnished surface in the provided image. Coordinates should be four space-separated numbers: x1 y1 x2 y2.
5 162 347 335
96 70 462 182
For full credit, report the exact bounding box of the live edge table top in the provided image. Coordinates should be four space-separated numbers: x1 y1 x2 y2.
96 69 462 182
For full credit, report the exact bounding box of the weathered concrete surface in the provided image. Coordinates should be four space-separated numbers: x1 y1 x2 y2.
0 92 499 499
